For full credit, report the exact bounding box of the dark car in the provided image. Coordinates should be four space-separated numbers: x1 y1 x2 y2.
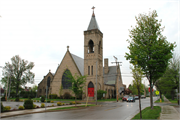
134 96 139 100
122 96 129 101
127 97 135 102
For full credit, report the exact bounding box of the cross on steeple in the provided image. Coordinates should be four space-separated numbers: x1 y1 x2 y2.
92 6 95 17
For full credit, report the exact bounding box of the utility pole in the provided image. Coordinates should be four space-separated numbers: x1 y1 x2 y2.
111 56 122 102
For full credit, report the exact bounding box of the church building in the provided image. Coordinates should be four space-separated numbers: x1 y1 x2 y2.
37 8 125 99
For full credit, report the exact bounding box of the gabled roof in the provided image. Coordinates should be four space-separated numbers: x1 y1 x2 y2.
103 66 117 84
71 53 84 76
87 14 100 31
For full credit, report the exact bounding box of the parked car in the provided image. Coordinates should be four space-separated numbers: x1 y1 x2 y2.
141 95 146 99
134 95 139 100
122 95 129 101
127 97 135 102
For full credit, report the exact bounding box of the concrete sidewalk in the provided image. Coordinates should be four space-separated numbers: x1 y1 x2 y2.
160 96 180 120
0 104 87 118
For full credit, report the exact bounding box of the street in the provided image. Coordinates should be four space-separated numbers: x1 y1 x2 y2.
1 97 159 120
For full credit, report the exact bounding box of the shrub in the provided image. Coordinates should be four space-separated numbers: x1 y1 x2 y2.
33 100 36 102
49 94 58 99
33 104 37 109
62 103 65 105
57 102 62 106
15 96 20 102
4 106 11 112
41 103 45 108
70 101 76 105
41 96 45 102
18 106 24 110
1 96 6 101
23 99 33 109
59 95 63 99
19 99 23 102
1 102 4 112
51 104 54 107
63 92 71 99
76 101 81 104
37 105 40 108
97 90 107 99
47 100 50 103
37 100 39 102
50 101 54 103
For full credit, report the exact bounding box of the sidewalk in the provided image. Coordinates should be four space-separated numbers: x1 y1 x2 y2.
160 96 180 120
0 104 87 118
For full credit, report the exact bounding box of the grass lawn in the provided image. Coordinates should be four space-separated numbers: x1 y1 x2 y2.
49 104 96 110
168 99 178 103
132 106 161 119
155 97 164 103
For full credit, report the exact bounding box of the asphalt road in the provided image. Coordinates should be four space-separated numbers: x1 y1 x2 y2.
1 97 159 120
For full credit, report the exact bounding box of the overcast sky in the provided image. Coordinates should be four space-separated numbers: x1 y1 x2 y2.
0 0 179 88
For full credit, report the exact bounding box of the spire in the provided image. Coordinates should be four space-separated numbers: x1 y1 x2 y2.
87 6 100 31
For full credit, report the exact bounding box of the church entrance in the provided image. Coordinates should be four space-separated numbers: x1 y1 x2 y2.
88 82 94 97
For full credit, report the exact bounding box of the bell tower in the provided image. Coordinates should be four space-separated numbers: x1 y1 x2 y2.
84 7 103 98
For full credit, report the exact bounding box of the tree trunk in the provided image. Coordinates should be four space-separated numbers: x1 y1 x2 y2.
16 81 19 96
150 80 153 109
138 91 142 119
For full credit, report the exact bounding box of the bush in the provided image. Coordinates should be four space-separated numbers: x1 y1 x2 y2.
18 106 24 110
70 101 76 105
51 104 54 107
97 90 107 99
41 96 45 102
10 91 16 98
49 94 58 99
15 96 19 102
50 101 54 103
47 100 50 103
33 100 36 102
23 99 33 109
37 100 39 102
59 95 63 99
33 104 37 109
37 105 40 108
4 106 11 112
1 102 4 112
62 103 65 105
1 96 6 101
70 96 75 99
76 101 81 104
57 102 62 106
41 103 45 108
63 92 71 99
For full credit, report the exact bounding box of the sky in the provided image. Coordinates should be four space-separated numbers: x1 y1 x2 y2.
0 0 179 88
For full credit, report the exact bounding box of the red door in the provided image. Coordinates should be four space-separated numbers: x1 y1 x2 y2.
88 88 94 97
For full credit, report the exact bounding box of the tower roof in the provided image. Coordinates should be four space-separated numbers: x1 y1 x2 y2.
87 7 100 31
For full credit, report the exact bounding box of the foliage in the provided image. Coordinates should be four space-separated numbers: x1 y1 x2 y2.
3 106 11 112
70 101 76 105
1 102 4 112
37 100 39 102
51 104 54 107
59 84 63 98
97 90 107 99
1 96 6 101
41 103 45 108
49 94 58 99
31 85 38 92
23 99 33 109
63 92 71 99
33 104 37 109
41 96 45 102
33 100 36 102
50 101 54 103
15 96 19 101
1 55 35 95
47 100 50 103
18 106 24 110
57 102 62 106
125 10 176 109
65 70 86 105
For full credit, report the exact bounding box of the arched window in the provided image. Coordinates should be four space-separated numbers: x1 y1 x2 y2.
88 81 94 88
47 76 51 88
62 69 72 89
88 40 94 53
98 41 101 54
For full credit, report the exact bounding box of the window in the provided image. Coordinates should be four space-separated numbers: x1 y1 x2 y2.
88 40 94 53
62 69 72 89
91 66 93 75
47 76 51 87
88 66 90 75
98 41 101 54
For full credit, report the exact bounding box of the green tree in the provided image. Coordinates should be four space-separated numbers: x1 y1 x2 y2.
65 70 86 106
1 55 35 95
125 10 176 109
31 85 38 92
130 58 144 119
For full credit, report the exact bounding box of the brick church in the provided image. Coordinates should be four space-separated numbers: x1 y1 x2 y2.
37 8 125 99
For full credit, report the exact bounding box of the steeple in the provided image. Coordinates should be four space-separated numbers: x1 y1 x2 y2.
87 6 100 31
